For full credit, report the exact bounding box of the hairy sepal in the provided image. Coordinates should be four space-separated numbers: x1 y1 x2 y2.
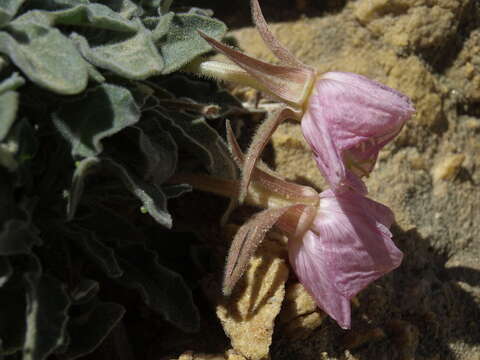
197 31 314 106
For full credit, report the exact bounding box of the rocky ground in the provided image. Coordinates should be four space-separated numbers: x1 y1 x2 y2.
166 0 480 359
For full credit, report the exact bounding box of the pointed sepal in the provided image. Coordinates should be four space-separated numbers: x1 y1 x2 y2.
198 31 315 106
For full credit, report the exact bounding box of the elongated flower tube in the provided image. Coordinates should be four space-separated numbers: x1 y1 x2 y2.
188 0 414 198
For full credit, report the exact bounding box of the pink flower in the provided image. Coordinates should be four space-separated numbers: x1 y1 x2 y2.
301 72 414 193
287 189 403 329
195 0 415 197
219 125 403 329
190 0 410 330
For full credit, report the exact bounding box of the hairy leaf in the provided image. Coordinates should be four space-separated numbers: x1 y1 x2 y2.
151 12 174 41
0 72 24 95
0 279 26 354
163 184 192 199
141 0 162 11
159 0 173 15
158 13 227 73
75 203 146 248
63 301 125 359
40 4 137 32
157 109 236 179
72 20 166 79
100 0 139 19
0 257 12 288
0 2 232 357
23 274 70 360
24 0 89 11
0 23 88 94
102 158 172 228
0 220 41 255
0 118 38 172
137 120 178 185
67 157 101 220
75 233 123 279
0 169 17 224
116 243 200 332
0 0 25 27
0 91 18 142
0 254 41 355
53 84 140 158
70 278 99 304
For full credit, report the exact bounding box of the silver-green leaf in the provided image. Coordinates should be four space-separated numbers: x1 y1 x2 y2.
0 23 88 94
0 72 24 95
0 91 18 142
0 220 41 255
53 84 140 158
158 13 227 73
67 156 101 220
63 301 125 359
75 233 123 279
23 274 70 360
116 244 200 332
0 257 12 288
102 158 172 228
71 22 164 80
0 0 25 27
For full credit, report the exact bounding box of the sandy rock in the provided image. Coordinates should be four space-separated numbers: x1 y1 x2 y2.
175 351 225 360
386 320 420 360
277 283 325 339
282 312 324 340
353 0 470 51
269 121 326 190
342 326 386 349
446 29 480 102
173 350 246 360
279 283 318 322
216 240 289 360
432 153 466 182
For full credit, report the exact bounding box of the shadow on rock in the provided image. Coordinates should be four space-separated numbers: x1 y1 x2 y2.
272 225 480 360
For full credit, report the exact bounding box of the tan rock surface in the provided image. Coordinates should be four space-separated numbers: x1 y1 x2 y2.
277 283 325 339
446 29 480 102
216 239 289 360
173 350 246 360
354 0 470 51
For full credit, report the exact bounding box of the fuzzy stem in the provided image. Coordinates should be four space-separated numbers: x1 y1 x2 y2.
184 59 279 100
170 173 298 210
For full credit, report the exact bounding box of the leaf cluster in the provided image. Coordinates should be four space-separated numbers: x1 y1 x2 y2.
0 1 238 359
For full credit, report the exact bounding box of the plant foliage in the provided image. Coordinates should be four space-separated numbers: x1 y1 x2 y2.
0 1 239 358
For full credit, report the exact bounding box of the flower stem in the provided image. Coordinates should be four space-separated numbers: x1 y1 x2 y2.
170 173 303 210
184 59 272 95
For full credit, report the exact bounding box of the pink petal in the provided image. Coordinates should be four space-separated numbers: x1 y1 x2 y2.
301 71 414 191
288 189 403 329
